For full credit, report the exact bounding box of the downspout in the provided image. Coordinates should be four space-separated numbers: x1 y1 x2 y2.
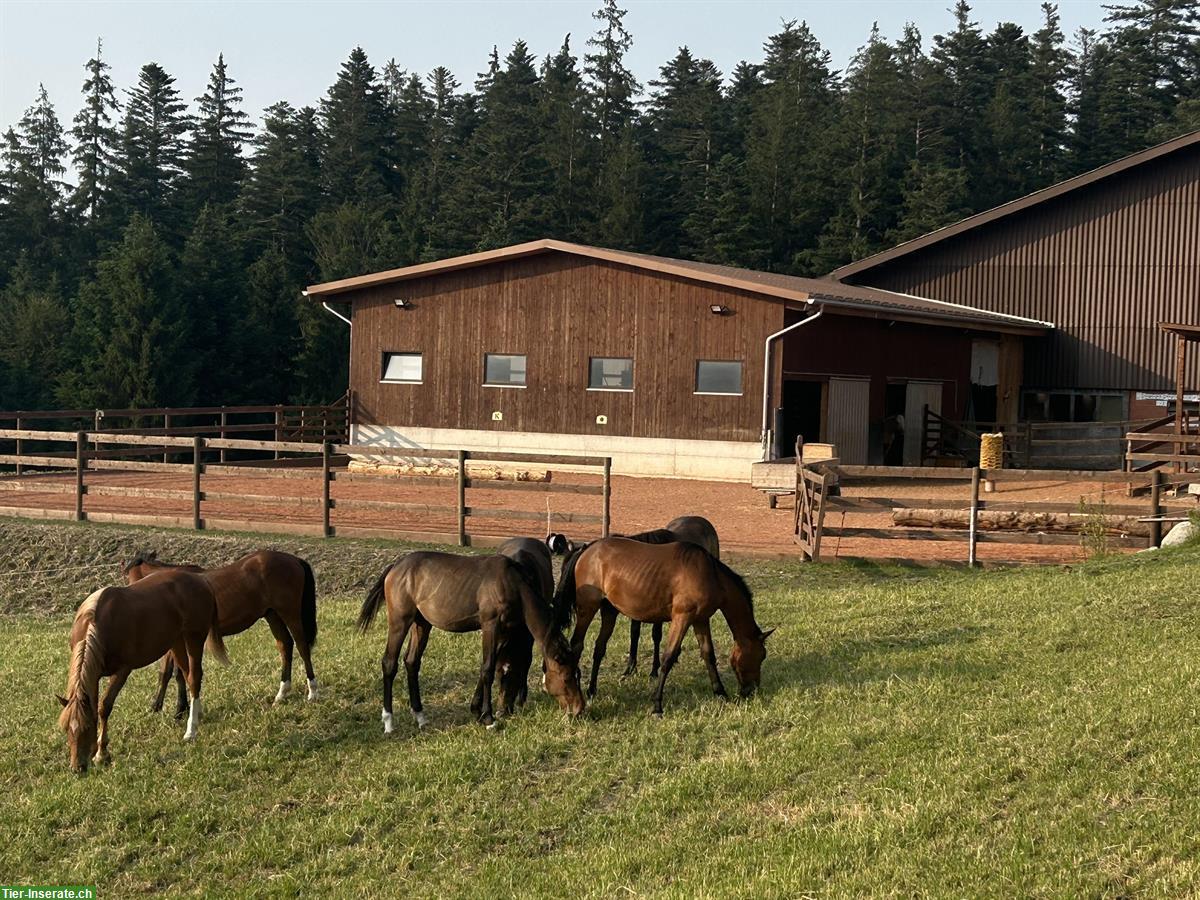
309 290 355 437
761 303 822 460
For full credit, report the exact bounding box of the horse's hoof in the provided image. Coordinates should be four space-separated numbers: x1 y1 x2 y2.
621 665 636 678
306 679 319 701
413 710 428 730
480 714 495 728
274 680 291 704
183 729 197 741
485 720 501 731
382 710 395 735
652 709 664 719
174 710 187 722
93 750 111 765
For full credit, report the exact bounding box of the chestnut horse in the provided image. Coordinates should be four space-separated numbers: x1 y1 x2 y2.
124 549 318 716
624 515 721 677
358 551 585 732
495 537 555 710
554 537 771 715
58 570 229 772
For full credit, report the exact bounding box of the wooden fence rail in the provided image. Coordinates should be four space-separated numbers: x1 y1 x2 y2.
797 462 1163 564
0 426 611 547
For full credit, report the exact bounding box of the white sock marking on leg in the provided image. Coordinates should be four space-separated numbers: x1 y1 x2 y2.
413 710 428 729
183 697 200 740
381 709 394 734
274 680 291 703
306 678 319 701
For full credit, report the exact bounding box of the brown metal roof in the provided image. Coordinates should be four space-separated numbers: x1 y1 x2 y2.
306 239 1050 334
828 129 1200 282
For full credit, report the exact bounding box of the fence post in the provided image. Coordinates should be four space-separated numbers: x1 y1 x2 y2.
456 450 467 546
1149 469 1164 547
321 441 332 538
274 406 283 460
163 413 172 463
968 466 981 567
192 436 203 530
15 416 22 476
602 457 612 537
74 431 86 521
220 409 228 463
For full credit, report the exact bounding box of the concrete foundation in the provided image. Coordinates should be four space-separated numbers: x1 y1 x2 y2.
350 424 762 481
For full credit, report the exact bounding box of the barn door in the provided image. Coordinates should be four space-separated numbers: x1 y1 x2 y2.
826 378 870 464
904 381 943 465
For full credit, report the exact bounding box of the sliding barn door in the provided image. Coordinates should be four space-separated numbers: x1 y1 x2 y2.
826 378 870 464
903 381 943 465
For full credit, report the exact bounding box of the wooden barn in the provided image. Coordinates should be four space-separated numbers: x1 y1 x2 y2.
830 128 1200 428
307 241 1046 478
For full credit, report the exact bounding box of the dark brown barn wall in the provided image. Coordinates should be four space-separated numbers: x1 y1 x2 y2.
842 144 1200 391
781 314 975 422
346 254 785 443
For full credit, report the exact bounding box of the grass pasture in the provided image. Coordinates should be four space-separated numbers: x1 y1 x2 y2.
3 518 1200 896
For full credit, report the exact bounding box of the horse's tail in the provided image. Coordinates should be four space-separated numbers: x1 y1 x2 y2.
298 558 318 647
551 543 585 631
358 561 393 634
206 605 230 666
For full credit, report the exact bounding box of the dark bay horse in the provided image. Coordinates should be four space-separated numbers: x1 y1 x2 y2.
496 537 555 710
124 549 318 716
554 537 771 715
58 570 229 772
624 516 721 677
358 551 585 732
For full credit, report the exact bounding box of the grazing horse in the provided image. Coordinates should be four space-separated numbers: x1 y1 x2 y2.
123 549 318 716
555 537 772 715
624 515 721 677
495 537 555 710
359 551 586 732
57 570 229 773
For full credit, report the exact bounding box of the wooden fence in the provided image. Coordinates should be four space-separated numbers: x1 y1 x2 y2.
796 463 1170 564
0 395 351 475
922 409 1155 470
0 427 610 547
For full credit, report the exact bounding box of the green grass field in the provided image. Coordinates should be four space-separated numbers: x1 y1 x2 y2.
4 519 1200 897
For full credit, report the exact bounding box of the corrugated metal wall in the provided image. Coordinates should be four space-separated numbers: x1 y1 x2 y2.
844 145 1200 391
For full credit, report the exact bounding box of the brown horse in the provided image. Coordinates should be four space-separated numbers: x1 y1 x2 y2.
123 549 318 716
57 570 229 773
358 551 585 732
495 537 555 710
624 515 721 677
554 537 772 715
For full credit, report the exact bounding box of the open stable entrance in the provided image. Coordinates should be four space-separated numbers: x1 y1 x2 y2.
780 374 948 465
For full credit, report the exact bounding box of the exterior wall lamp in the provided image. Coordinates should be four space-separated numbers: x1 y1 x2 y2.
394 298 412 309
709 304 730 315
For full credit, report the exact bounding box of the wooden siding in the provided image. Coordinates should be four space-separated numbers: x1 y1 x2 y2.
842 143 1200 391
347 254 785 443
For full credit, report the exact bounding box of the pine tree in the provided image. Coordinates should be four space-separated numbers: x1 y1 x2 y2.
0 258 69 409
890 160 971 243
585 0 645 247
179 205 246 401
985 22 1039 202
66 215 191 407
538 36 594 238
320 47 392 205
808 24 908 271
742 20 839 271
240 245 301 403
0 86 69 268
644 47 726 257
1027 4 1071 185
114 63 190 230
69 39 121 221
183 54 253 213
925 2 995 206
241 102 322 274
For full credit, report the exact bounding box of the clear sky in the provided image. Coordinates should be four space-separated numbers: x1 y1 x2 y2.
1 1 1110 132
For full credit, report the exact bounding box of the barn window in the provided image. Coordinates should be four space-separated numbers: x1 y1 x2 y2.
695 360 743 395
588 357 633 391
381 352 423 383
484 354 527 387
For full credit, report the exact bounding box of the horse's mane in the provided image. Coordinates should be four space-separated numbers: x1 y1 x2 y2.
620 528 678 545
123 550 164 574
712 557 754 612
60 592 105 730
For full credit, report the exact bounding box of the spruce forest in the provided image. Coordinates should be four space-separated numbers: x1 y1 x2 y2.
1 0 1197 411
